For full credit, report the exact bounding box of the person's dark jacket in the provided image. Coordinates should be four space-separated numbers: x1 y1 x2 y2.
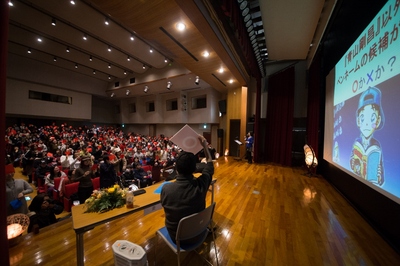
160 161 213 242
99 161 117 189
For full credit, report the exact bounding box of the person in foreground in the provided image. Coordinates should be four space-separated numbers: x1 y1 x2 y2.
160 135 213 244
5 164 33 216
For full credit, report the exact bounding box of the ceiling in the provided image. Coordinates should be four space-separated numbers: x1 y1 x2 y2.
7 0 336 99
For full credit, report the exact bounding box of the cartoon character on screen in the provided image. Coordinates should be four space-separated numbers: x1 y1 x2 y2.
350 87 384 186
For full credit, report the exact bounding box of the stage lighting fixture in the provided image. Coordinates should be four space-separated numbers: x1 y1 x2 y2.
110 92 115 98
167 81 172 90
126 90 130 96
144 86 149 93
195 76 200 85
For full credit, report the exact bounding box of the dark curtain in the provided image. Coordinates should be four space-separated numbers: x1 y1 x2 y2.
264 66 295 166
306 52 322 158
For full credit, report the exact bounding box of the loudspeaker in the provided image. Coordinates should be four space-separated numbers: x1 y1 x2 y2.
218 100 226 114
217 129 223 138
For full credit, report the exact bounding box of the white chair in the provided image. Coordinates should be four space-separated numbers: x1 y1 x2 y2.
156 202 218 266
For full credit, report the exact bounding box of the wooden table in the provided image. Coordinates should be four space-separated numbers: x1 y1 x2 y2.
71 184 163 266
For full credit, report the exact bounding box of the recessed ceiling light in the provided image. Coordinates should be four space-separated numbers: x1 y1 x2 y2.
37 38 42 42
229 79 234 84
202 51 210 57
105 17 109 25
130 34 134 41
218 67 224 73
176 22 186 31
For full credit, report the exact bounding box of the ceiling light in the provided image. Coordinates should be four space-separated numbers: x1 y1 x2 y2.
195 76 200 85
89 55 92 61
105 17 109 25
164 57 168 63
149 47 153 53
66 47 70 53
70 0 75 5
53 57 57 61
144 86 149 93
167 81 172 90
51 18 56 26
83 34 87 40
242 7 249 17
127 56 130 61
176 22 186 31
130 34 134 41
143 64 146 69
93 70 96 74
75 63 78 68
108 46 111 52
229 79 234 84
108 63 111 68
8 0 13 6
126 90 130 96
37 38 42 42
110 92 115 98
27 48 31 54
239 1 248 10
124 70 127 75
108 75 111 80
202 51 210 57
218 67 224 73
245 19 253 28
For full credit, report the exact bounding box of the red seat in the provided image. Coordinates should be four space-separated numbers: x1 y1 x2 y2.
63 182 79 212
52 177 62 200
92 177 100 190
142 165 152 173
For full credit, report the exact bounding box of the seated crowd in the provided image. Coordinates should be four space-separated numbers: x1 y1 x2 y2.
5 122 195 230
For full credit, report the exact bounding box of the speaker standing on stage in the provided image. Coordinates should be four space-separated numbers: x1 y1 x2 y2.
245 131 254 164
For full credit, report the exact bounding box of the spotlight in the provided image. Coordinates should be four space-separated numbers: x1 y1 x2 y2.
164 57 168 63
110 92 115 98
53 57 57 61
83 34 87 40
127 56 130 61
89 55 92 61
144 86 149 93
70 0 75 5
66 46 70 53
130 34 134 41
105 17 109 25
108 75 111 80
167 81 172 90
93 70 96 74
176 22 186 31
124 70 127 75
149 47 153 53
142 64 146 69
8 0 13 6
108 46 111 52
126 89 130 96
27 48 31 54
51 18 56 26
75 63 78 68
195 76 200 85
108 63 111 68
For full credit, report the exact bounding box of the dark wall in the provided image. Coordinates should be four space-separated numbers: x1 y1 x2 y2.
319 0 400 252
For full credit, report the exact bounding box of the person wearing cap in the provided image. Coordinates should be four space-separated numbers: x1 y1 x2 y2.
350 86 385 186
35 159 51 187
72 155 94 204
160 135 213 244
5 164 33 215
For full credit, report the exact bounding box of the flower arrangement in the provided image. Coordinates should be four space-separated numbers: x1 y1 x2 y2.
85 184 127 213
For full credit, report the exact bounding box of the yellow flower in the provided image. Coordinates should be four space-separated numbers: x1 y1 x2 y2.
114 184 120 189
108 187 115 193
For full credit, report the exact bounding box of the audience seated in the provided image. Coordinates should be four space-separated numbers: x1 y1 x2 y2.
28 193 63 232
